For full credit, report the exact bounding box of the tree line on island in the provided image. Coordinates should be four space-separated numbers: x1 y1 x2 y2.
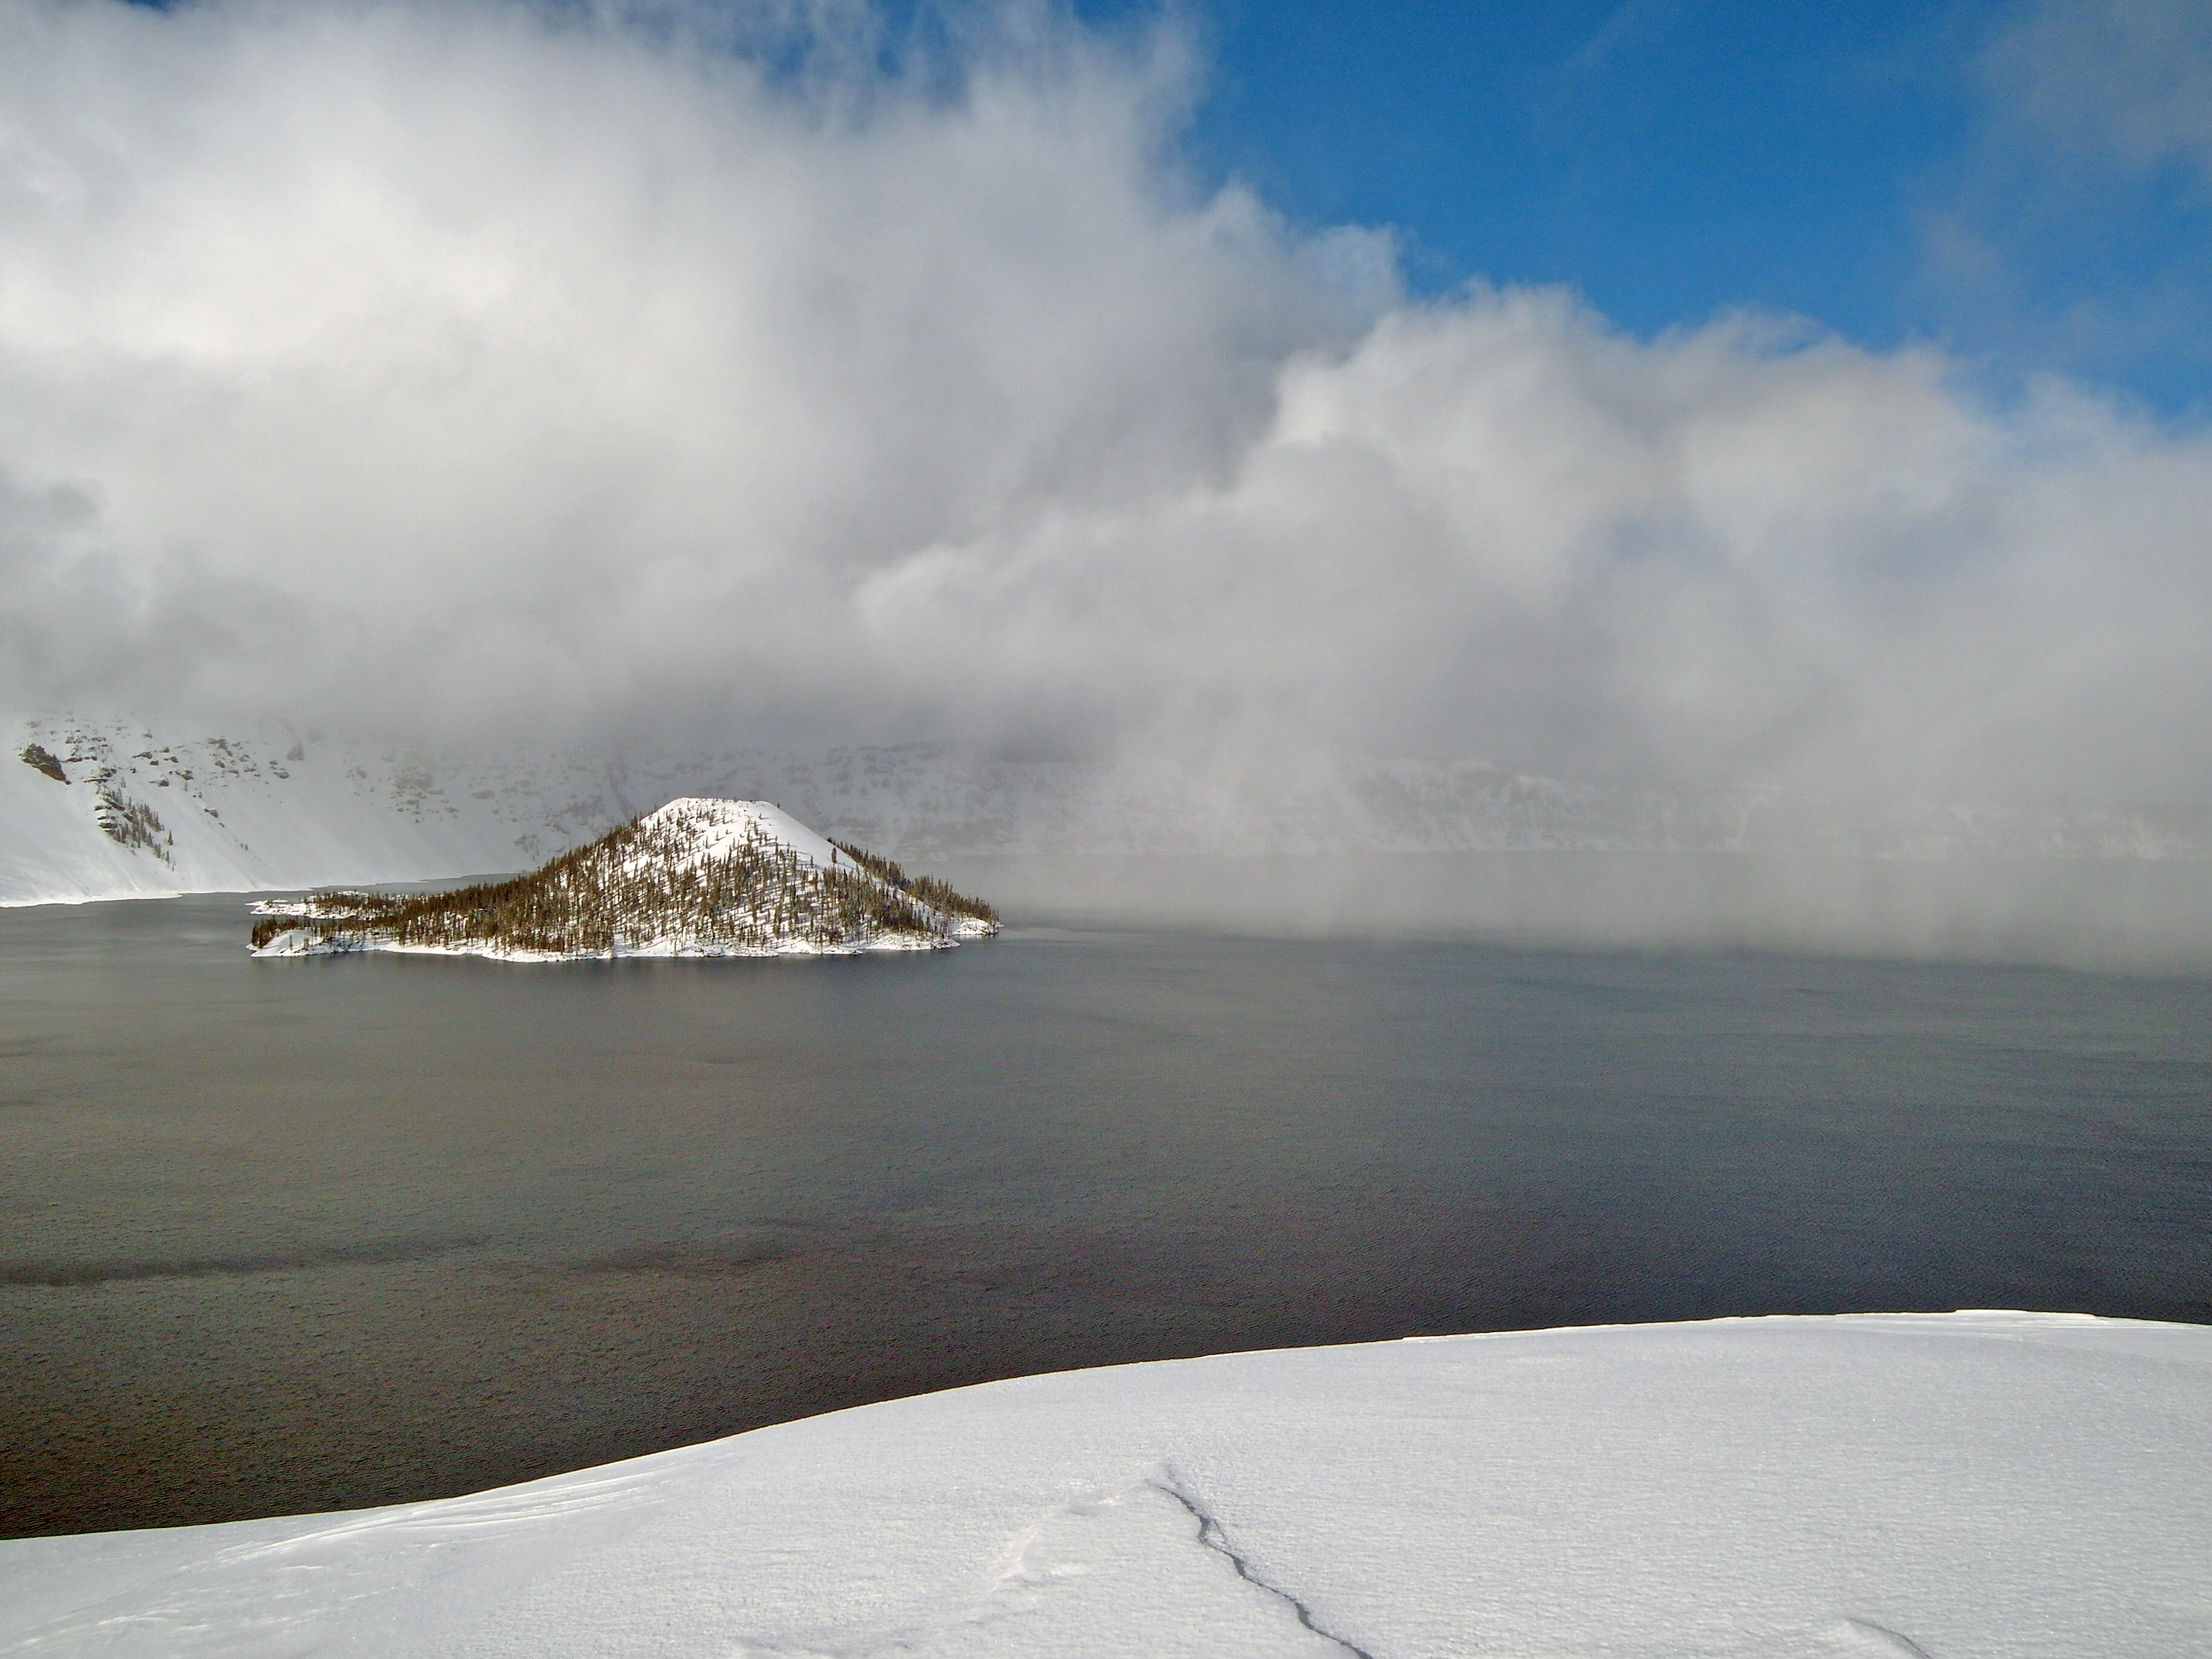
826 837 998 927
249 804 997 954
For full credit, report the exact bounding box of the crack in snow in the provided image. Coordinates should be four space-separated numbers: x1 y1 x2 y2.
1823 1620 1931 1657
1147 1470 1378 1659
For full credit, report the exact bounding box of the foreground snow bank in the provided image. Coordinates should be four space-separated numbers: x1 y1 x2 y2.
2 1313 2205 1657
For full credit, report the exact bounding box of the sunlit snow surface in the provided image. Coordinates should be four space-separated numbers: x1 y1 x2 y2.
2 1313 2206 1657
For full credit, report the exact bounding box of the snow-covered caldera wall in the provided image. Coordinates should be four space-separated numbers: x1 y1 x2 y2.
7 713 2207 910
1 1313 2205 1658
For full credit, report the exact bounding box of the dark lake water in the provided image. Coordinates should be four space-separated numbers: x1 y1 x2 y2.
4 876 2210 1537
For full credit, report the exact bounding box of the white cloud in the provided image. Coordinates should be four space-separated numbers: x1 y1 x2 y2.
0 0 2207 808
1919 0 2212 389
1985 0 2212 179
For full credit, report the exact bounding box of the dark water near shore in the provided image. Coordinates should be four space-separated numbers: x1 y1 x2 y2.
4 879 2210 1537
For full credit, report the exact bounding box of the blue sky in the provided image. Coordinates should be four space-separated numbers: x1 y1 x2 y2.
1064 0 2210 415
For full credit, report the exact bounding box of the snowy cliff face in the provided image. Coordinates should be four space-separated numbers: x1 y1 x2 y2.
250 799 999 961
6 712 2207 908
1 716 603 907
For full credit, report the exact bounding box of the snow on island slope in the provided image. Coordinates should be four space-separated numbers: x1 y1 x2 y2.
250 799 999 961
2 1313 2205 1659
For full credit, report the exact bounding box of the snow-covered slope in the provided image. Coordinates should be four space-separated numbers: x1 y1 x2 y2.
0 716 591 905
2 1312 2205 1658
250 798 998 960
8 712 2207 910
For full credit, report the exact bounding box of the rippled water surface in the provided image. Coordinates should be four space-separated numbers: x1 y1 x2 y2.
4 883 2209 1535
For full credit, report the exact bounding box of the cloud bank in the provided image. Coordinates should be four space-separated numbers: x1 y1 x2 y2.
1 0 2208 808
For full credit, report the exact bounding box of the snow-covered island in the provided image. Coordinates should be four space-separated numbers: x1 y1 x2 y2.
248 798 999 961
